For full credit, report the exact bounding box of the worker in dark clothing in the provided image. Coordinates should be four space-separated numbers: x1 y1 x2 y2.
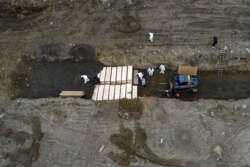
93 76 100 84
164 90 170 97
213 36 218 46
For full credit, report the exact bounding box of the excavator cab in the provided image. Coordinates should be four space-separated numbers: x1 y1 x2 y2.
170 66 199 94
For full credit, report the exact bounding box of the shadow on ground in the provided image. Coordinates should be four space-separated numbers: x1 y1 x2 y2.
10 44 104 99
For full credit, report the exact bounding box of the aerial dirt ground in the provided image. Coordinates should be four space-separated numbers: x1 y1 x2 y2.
1 0 250 103
1 0 250 166
1 98 250 167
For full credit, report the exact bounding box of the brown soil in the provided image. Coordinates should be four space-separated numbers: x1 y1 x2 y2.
118 99 143 120
111 4 141 33
109 122 203 167
9 55 34 98
1 113 43 167
1 1 250 166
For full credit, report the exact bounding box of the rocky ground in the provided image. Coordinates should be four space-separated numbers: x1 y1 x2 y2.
1 0 250 166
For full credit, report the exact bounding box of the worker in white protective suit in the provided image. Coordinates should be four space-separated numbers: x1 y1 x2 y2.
159 64 166 74
80 75 89 84
136 72 144 81
147 67 154 77
148 32 154 42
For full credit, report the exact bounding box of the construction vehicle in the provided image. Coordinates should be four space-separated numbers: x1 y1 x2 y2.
170 66 199 95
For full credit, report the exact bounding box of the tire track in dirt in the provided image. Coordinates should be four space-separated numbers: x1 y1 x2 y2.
1 113 43 167
109 99 201 166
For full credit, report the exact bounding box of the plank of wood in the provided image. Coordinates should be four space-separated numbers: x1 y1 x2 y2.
120 84 126 99
133 70 139 85
100 67 106 84
91 85 99 100
109 85 115 100
105 67 112 84
111 67 117 84
114 85 121 100
132 86 138 99
121 66 127 84
126 84 132 99
60 91 85 97
127 66 133 83
97 85 104 101
103 85 110 100
116 66 122 84
178 65 198 76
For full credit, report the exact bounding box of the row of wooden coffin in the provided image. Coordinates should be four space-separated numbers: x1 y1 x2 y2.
92 84 138 101
99 66 133 84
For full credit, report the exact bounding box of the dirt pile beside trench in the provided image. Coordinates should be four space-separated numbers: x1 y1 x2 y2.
0 0 58 10
0 0 50 17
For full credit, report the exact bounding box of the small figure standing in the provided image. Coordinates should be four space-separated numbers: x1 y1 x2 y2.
159 64 166 74
80 75 89 84
148 32 154 42
142 78 146 87
136 72 144 81
164 90 170 97
147 67 154 77
93 76 100 84
212 36 218 46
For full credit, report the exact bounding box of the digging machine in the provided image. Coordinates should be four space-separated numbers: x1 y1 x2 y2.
170 65 199 95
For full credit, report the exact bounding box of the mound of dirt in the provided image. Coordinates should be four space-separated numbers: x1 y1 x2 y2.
0 0 49 16
69 44 96 61
39 43 63 60
118 99 143 120
0 113 43 167
9 43 104 99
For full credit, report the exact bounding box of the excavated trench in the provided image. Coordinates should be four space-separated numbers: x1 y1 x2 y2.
9 44 104 99
137 69 250 100
10 58 250 100
8 42 250 100
2 0 250 101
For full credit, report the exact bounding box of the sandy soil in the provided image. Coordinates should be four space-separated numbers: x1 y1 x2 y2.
1 0 250 104
1 1 250 167
0 98 250 166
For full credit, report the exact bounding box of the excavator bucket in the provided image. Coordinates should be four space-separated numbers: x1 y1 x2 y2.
178 66 198 76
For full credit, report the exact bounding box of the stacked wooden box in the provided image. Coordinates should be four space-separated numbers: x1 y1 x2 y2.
92 65 138 101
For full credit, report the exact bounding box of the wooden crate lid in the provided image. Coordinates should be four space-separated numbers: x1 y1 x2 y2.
178 66 198 76
60 91 85 97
